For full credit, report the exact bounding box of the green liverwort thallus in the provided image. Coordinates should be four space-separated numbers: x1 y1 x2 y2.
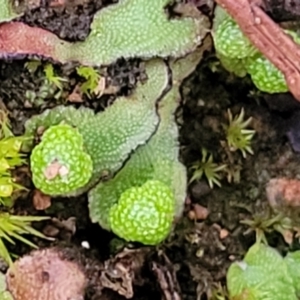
30 124 93 196
109 180 175 245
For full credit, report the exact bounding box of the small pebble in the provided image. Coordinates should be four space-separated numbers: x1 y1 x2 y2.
188 204 209 221
219 228 229 240
81 241 90 249
190 181 211 200
229 255 236 261
33 189 52 210
43 224 60 237
196 248 204 258
188 210 196 220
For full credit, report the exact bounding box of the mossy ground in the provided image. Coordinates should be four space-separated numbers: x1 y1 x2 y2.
1 1 300 299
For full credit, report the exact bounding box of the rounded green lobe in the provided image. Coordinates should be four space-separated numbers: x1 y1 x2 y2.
217 53 248 77
69 0 207 65
227 243 297 300
245 30 300 94
109 180 175 245
284 251 300 296
30 124 93 195
213 14 300 94
214 18 256 59
246 55 288 93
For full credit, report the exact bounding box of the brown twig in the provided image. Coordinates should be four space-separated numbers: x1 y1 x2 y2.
215 0 300 101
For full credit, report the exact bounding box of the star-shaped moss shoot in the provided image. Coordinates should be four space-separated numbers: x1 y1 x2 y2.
6 248 87 300
109 180 175 245
30 124 93 196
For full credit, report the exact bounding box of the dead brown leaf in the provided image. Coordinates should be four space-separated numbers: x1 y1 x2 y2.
100 247 150 299
151 252 181 300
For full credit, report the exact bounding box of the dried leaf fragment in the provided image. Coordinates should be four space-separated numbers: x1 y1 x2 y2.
100 247 149 298
151 252 181 300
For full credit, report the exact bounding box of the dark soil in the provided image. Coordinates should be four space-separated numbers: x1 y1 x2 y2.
2 1 300 300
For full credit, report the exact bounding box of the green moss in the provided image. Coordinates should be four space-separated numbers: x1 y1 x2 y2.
26 44 207 244
0 111 28 206
76 66 101 96
0 0 209 67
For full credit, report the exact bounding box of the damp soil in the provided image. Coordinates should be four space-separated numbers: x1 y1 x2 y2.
2 1 300 300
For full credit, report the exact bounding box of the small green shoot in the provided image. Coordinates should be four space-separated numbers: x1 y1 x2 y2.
0 213 50 266
189 148 227 188
241 212 295 244
24 62 64 106
210 283 229 300
0 271 13 299
0 111 29 205
24 60 42 74
76 66 101 97
0 112 50 266
224 108 255 158
0 110 13 138
25 80 60 107
43 63 68 90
